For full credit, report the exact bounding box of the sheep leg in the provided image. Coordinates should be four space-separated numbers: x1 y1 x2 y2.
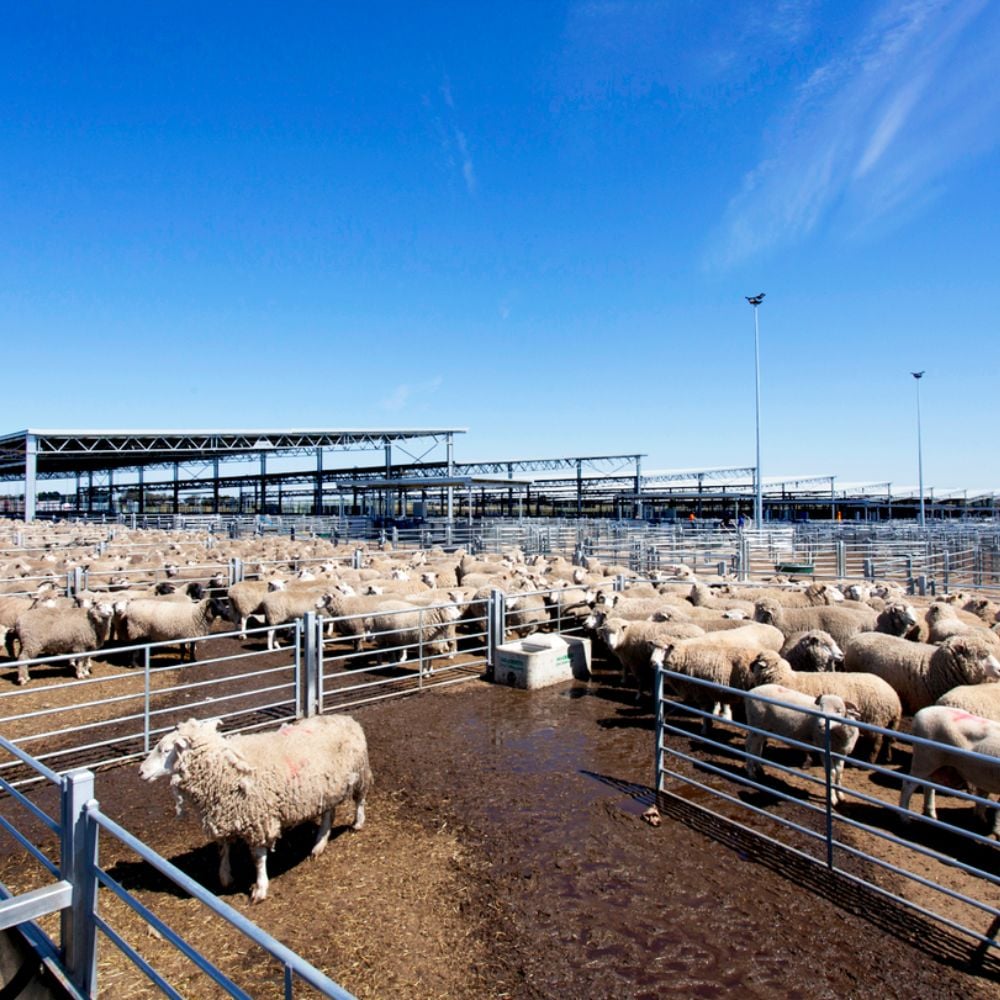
249 845 269 903
899 778 916 821
924 786 938 820
16 660 29 686
352 778 367 830
310 810 333 857
218 841 233 889
266 628 277 652
745 733 765 781
831 759 846 807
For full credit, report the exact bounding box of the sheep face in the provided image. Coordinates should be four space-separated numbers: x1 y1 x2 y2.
750 650 784 685
753 600 780 626
139 718 220 781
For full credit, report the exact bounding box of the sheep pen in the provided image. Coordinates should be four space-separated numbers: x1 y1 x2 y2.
2 630 997 999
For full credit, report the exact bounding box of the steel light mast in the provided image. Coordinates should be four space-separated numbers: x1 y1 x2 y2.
911 371 926 527
746 293 765 529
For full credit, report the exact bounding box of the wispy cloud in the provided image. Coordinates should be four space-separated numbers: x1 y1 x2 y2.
428 76 476 194
380 376 443 413
709 0 1000 267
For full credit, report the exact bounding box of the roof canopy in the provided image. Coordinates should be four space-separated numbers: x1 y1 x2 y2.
0 428 465 481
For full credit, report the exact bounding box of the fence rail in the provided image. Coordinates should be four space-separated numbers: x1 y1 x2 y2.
654 668 1000 952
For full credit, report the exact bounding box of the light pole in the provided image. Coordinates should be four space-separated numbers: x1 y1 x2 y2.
746 293 765 529
911 371 925 526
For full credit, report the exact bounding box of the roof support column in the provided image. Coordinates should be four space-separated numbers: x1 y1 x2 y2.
446 433 454 541
108 468 115 514
212 458 220 514
576 459 583 518
830 477 835 524
633 455 642 520
384 444 392 522
23 433 37 523
138 466 145 515
172 463 180 514
259 452 267 514
87 472 94 515
314 447 323 516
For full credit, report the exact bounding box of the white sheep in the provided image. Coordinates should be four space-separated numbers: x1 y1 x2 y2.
753 598 877 649
598 618 706 692
898 706 1000 837
744 686 860 805
10 602 115 684
650 639 763 734
366 601 463 666
139 714 372 901
842 633 1000 715
750 649 902 762
935 681 1000 723
121 597 229 662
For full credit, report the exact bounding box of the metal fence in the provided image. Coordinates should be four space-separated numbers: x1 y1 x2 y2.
654 669 1000 953
0 735 356 998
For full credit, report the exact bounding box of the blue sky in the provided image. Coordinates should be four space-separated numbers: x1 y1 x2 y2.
2 1 999 490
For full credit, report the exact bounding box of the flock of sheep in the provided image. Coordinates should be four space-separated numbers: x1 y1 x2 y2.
2 520 999 904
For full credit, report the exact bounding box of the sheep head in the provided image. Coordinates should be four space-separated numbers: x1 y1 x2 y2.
754 600 780 625
750 649 785 685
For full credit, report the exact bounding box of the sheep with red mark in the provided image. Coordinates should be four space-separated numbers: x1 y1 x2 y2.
139 714 372 902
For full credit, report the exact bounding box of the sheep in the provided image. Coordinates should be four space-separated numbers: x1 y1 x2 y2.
749 649 902 762
935 682 1000 723
649 640 762 733
226 579 287 639
366 601 463 666
960 596 1000 626
504 592 550 639
597 618 706 691
744 686 860 805
753 598 877 649
139 714 372 902
779 630 844 672
9 602 115 684
873 602 920 639
261 586 332 650
121 597 229 662
898 706 1000 837
688 583 756 617
924 602 999 646
842 633 1000 715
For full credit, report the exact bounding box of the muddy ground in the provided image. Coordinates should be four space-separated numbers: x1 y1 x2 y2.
2 646 999 998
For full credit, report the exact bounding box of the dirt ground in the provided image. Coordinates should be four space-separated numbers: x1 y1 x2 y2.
2 647 999 998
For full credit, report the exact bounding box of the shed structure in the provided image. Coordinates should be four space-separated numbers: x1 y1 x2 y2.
0 429 466 522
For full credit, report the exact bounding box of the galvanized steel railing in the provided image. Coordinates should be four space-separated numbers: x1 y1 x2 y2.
654 669 1000 952
0 735 356 997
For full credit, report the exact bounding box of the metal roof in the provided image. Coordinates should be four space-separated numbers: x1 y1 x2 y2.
0 428 465 480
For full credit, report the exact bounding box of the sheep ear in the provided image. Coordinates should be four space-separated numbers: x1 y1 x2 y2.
843 701 862 720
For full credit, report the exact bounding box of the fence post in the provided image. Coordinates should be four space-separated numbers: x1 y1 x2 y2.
835 540 846 580
352 548 363 571
143 646 151 752
822 716 835 871
487 589 506 678
614 574 626 593
61 770 98 997
654 667 664 800
301 614 321 718
942 551 950 594
863 558 874 582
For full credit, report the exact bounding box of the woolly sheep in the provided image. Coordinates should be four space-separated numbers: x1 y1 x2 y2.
598 618 706 691
649 639 762 734
226 579 287 639
139 714 372 901
366 601 463 666
121 597 229 662
261 585 332 650
744 686 860 806
753 598 877 649
750 649 902 762
923 602 999 646
898 706 1000 837
935 682 1000 723
842 633 1000 715
779 630 844 672
873 602 920 639
9 602 115 684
